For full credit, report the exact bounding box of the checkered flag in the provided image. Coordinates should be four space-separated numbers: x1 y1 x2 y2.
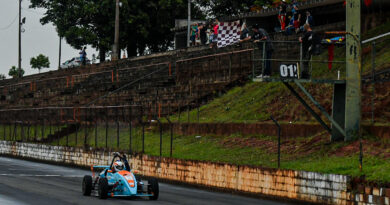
217 20 241 48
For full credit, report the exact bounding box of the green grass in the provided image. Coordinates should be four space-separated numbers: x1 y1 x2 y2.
40 126 390 183
163 80 335 124
0 124 64 141
165 81 296 123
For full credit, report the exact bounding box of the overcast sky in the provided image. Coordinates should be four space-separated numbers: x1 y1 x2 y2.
0 0 96 78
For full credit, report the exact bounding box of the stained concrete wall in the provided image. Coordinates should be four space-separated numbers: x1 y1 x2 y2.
1 141 389 205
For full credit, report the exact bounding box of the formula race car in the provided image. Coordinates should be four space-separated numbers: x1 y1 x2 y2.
82 152 159 200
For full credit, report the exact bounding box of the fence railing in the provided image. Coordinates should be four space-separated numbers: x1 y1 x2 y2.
251 40 347 80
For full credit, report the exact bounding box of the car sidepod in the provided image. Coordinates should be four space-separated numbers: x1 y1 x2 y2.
111 171 137 197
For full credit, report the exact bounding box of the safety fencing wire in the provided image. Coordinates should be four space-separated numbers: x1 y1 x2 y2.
361 32 390 123
0 105 180 157
251 40 347 80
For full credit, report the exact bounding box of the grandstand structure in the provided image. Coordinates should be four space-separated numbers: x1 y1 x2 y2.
0 45 254 111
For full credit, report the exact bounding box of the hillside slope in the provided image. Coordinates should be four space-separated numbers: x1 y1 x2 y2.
170 22 390 124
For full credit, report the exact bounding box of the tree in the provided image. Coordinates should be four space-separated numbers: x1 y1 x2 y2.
30 54 50 73
30 0 204 61
8 66 25 79
0 74 5 80
194 0 273 17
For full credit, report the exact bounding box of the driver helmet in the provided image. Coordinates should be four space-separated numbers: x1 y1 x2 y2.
113 160 124 172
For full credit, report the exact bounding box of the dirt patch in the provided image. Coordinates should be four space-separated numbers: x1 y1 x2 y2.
220 134 390 160
328 139 390 159
331 141 361 157
220 137 275 150
219 133 330 158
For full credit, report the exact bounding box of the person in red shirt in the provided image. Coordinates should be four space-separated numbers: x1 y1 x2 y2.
278 0 287 31
210 19 219 48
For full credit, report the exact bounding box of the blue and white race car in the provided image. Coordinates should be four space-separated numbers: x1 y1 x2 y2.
82 152 159 200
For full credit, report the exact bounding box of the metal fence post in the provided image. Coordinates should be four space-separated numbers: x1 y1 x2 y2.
187 104 190 123
178 104 181 123
49 116 52 136
41 111 45 140
359 136 363 172
13 121 16 141
116 107 120 149
299 42 303 77
34 110 37 141
75 109 79 146
21 120 24 142
95 108 98 148
270 116 281 169
129 106 132 153
371 41 376 124
262 42 266 76
105 108 108 149
57 114 60 146
27 112 30 142
229 54 232 81
142 121 145 153
197 106 200 123
66 125 69 147
251 50 255 78
8 119 11 141
166 117 173 157
3 119 6 140
84 108 88 146
158 119 162 157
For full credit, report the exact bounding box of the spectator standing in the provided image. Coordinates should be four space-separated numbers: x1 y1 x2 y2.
304 11 315 27
210 19 219 48
291 0 300 16
299 24 319 79
285 16 295 35
240 22 249 40
208 24 214 44
198 23 208 45
291 0 301 33
79 47 87 66
91 54 96 64
278 0 287 31
190 23 198 46
299 11 315 33
241 24 273 78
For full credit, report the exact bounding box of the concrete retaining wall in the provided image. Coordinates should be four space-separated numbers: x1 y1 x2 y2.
1 141 389 204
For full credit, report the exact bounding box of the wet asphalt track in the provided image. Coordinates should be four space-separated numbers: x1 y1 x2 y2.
0 157 293 205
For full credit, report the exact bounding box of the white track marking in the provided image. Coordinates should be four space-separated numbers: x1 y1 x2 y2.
0 174 61 177
0 194 28 205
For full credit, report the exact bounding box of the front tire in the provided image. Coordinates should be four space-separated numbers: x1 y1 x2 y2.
98 178 109 199
148 178 159 200
82 175 92 196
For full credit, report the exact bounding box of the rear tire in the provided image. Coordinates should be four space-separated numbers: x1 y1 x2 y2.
98 178 109 199
148 178 159 200
82 175 92 196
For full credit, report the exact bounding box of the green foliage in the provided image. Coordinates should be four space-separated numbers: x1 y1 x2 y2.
8 66 24 79
30 54 50 73
30 0 204 60
194 0 273 17
0 74 5 80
